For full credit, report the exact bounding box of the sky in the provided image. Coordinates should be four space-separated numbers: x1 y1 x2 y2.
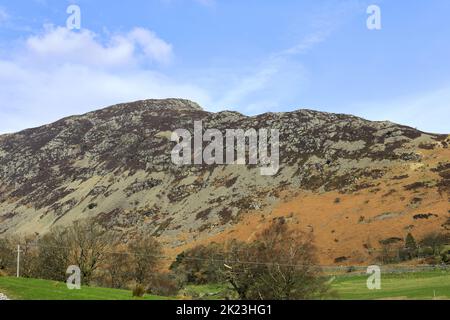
0 0 449 134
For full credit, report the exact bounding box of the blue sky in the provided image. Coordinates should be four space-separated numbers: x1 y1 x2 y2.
0 0 449 133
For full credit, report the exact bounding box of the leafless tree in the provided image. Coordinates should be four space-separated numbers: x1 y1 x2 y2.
65 219 113 285
34 227 71 281
0 237 15 275
103 245 133 289
224 221 330 300
128 235 162 286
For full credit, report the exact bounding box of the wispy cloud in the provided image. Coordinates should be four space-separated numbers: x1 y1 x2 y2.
211 36 318 113
209 2 349 114
281 31 330 56
0 7 9 24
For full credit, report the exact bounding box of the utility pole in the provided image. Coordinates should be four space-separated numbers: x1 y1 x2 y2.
16 245 22 278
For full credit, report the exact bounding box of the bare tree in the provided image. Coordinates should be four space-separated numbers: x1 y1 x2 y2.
34 227 71 282
19 236 39 278
128 235 162 286
222 240 257 300
251 221 329 299
66 219 112 285
224 221 330 300
103 244 133 289
0 237 15 275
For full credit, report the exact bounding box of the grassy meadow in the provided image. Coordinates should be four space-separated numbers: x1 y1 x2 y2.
1 269 449 300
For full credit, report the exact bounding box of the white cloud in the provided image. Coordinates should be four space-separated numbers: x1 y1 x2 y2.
0 26 209 134
24 25 172 68
127 28 173 64
0 20 327 134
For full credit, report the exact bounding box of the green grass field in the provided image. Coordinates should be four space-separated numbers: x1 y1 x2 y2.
183 271 450 300
331 270 450 300
0 277 167 300
1 270 449 300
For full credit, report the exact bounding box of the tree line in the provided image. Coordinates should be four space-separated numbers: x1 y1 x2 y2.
377 232 450 265
0 219 332 299
0 220 171 295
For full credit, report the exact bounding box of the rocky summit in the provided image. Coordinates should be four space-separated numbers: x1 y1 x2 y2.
0 99 449 265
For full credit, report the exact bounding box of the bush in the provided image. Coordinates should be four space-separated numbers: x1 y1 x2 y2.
147 273 180 296
170 243 224 285
87 203 97 210
132 284 146 297
419 233 450 255
419 246 435 258
424 256 440 265
346 266 356 273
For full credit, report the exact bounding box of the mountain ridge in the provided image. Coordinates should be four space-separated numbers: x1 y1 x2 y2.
0 98 448 265
3 98 436 137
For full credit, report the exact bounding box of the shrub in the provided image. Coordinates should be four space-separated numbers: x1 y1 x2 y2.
346 266 356 273
377 243 402 264
147 273 180 296
170 243 224 285
424 256 440 265
132 284 146 297
420 247 435 258
419 233 450 255
87 203 97 210
442 253 450 264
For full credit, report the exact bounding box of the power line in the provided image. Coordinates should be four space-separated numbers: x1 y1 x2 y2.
10 242 450 270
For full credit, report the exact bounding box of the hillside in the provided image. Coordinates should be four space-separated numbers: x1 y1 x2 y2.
0 99 449 265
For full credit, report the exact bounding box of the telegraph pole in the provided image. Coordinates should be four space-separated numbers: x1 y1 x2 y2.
16 245 21 278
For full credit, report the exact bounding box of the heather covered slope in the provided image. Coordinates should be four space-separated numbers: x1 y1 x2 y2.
178 146 450 265
0 99 448 265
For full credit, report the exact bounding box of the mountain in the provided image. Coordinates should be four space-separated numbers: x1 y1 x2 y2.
0 99 449 265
